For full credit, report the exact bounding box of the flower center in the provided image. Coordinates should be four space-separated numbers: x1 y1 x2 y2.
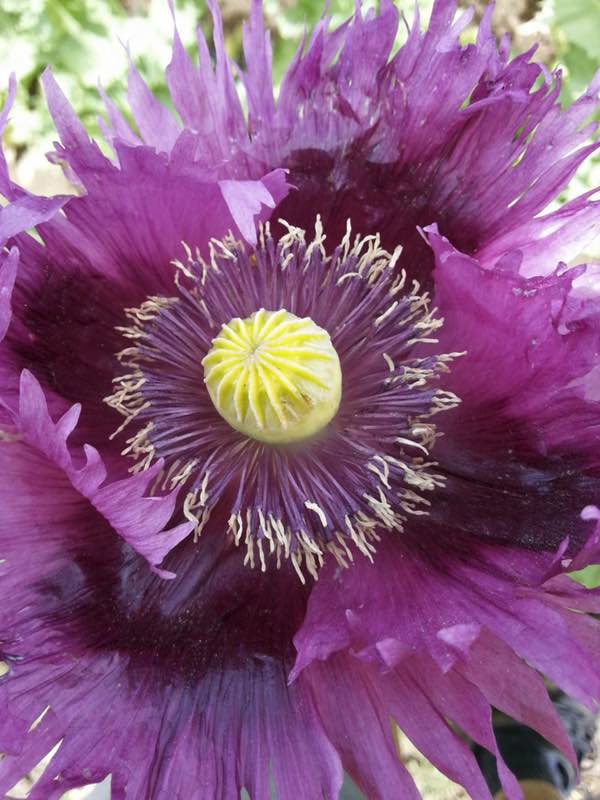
105 219 461 580
202 308 342 444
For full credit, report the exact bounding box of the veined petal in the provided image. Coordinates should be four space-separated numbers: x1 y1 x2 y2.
294 530 600 798
9 369 192 573
0 3 599 798
0 247 18 344
0 432 341 798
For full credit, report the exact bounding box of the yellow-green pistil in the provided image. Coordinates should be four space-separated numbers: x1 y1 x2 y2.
202 308 342 444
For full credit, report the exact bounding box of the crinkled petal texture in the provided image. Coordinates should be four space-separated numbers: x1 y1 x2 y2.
0 402 342 800
1 68 287 445
1 0 600 799
422 229 600 556
268 2 600 279
109 0 600 281
294 529 600 800
291 233 600 800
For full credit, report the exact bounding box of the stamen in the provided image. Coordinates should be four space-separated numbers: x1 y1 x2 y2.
104 218 462 581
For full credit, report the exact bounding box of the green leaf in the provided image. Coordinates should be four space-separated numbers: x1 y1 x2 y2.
553 0 600 60
559 42 599 105
570 564 600 589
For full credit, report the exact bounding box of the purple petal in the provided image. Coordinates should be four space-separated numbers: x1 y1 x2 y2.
241 0 276 134
0 247 18 343
478 189 600 277
301 655 424 799
294 529 600 798
430 230 600 459
0 73 17 198
0 194 67 244
260 0 600 286
0 443 342 797
97 82 142 149
13 369 193 570
219 172 287 243
126 55 180 154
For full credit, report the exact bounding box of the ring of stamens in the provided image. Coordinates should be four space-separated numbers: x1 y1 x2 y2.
105 218 461 581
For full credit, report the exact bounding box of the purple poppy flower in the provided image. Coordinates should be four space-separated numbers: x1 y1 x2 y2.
1 1 600 798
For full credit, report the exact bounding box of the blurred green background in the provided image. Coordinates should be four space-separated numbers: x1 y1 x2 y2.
1 2 600 797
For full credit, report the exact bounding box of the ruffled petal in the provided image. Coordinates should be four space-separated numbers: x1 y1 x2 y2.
5 370 192 573
294 531 600 799
430 228 599 437
0 247 18 344
477 188 600 277
92 0 599 287
163 0 248 165
0 436 342 798
254 1 599 283
41 69 288 282
0 72 288 452
240 0 276 135
126 56 181 155
423 229 599 553
304 651 490 800
0 246 23 428
0 651 342 800
0 76 69 419
0 73 19 199
12 0 596 292
0 193 67 244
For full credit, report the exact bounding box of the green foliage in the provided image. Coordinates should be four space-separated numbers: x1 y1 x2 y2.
552 0 600 105
0 0 201 149
562 43 597 97
1 0 121 131
553 0 600 61
571 564 600 589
